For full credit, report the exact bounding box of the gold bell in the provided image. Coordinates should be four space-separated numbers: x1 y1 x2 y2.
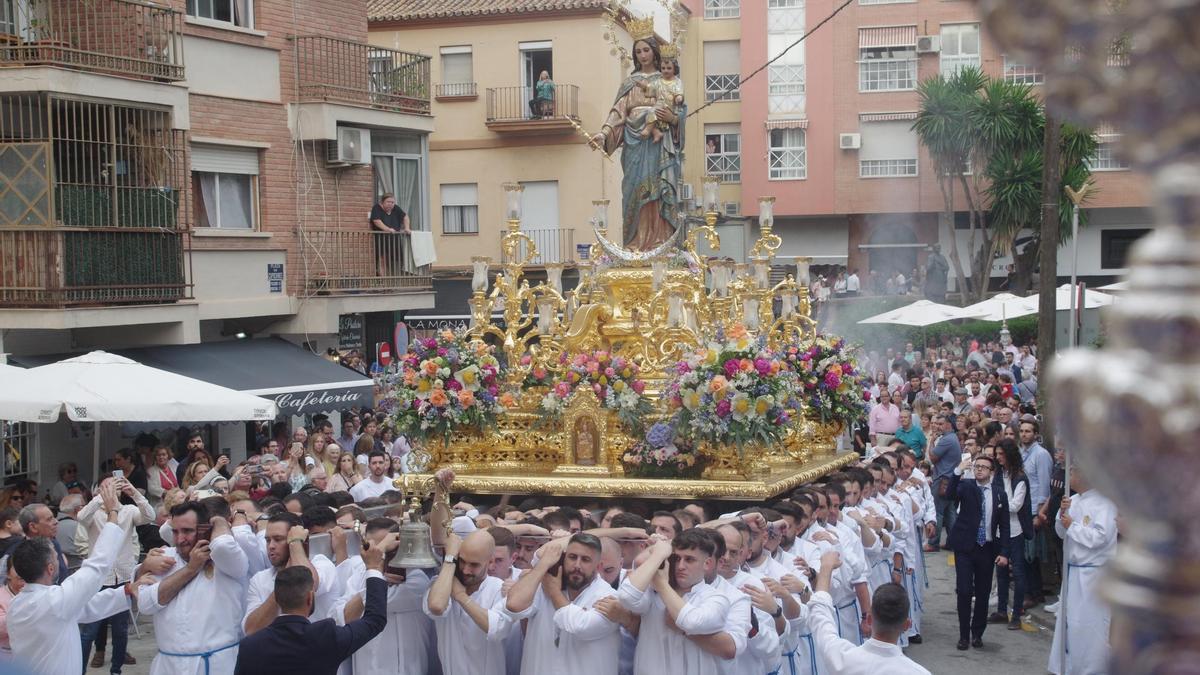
390 520 439 569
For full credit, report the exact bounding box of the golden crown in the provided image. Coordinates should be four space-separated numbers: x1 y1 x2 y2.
625 15 655 41
659 42 678 58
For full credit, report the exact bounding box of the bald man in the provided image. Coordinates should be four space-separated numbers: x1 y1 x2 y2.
424 530 515 675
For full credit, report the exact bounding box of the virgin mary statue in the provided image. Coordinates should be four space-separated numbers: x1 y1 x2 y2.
591 36 685 251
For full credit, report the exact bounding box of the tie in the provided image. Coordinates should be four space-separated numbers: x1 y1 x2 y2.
976 486 988 545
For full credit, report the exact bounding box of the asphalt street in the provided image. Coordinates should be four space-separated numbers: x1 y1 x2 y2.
906 548 1054 674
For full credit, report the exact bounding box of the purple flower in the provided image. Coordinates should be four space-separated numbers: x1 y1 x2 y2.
646 422 674 449
723 359 740 378
716 399 732 418
754 358 771 376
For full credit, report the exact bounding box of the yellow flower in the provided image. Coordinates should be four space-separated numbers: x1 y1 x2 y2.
613 380 626 392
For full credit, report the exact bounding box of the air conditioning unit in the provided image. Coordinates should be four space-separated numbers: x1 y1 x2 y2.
680 182 694 201
839 133 861 150
326 127 372 167
724 201 740 217
917 35 941 54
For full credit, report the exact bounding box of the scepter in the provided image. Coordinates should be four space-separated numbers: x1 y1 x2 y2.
567 117 615 164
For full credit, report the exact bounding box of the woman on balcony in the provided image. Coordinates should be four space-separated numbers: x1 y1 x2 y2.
370 193 411 278
535 70 555 117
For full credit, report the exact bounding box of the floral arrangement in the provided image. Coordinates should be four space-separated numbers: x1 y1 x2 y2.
784 335 870 423
381 329 507 444
663 324 799 449
518 353 553 389
622 421 705 479
539 350 652 433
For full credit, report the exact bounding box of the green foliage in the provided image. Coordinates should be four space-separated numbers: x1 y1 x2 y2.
63 231 185 301
56 185 179 229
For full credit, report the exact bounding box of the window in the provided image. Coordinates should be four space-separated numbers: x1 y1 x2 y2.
441 183 478 234
1088 134 1130 171
859 0 915 4
705 0 739 19
940 24 981 76
186 0 254 29
767 26 805 114
767 0 805 33
769 128 807 180
1100 228 1150 270
704 41 741 101
1003 56 1044 85
437 46 475 97
0 0 17 36
1 420 35 480
705 125 741 182
859 119 919 177
859 46 917 91
191 145 259 229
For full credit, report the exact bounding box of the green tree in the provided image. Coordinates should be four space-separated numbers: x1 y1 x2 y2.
913 67 1098 304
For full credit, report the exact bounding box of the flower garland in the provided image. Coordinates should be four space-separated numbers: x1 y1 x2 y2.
380 329 507 444
663 324 799 448
622 421 704 479
539 350 651 434
784 335 870 424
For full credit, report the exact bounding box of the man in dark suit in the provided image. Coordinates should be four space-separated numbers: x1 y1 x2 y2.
947 454 1010 651
234 538 390 674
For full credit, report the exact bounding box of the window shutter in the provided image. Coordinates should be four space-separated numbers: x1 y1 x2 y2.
704 41 741 75
441 52 473 84
440 183 477 207
191 145 259 174
859 121 919 160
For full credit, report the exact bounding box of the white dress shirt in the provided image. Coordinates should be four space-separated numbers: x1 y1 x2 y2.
243 553 340 632
713 572 782 675
506 573 620 675
617 577 731 675
334 558 436 675
809 590 930 674
137 533 250 674
349 475 393 502
423 573 514 675
9 522 131 675
76 493 155 584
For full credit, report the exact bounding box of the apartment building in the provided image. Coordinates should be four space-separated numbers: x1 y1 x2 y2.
0 0 438 480
368 0 641 314
683 0 1152 286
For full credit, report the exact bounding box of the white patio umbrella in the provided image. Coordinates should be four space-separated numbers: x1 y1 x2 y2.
959 292 1033 322
1098 280 1129 292
0 351 277 483
1010 283 1118 315
858 299 988 327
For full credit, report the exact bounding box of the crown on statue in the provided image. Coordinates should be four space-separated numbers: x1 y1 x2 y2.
659 42 678 58
625 15 655 41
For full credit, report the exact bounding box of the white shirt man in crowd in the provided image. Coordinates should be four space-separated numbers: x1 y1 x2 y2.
425 529 514 675
1049 466 1118 675
617 533 733 674
809 550 930 674
137 501 249 674
243 511 340 635
504 533 621 675
709 524 788 675
9 481 153 674
334 518 434 675
349 451 394 502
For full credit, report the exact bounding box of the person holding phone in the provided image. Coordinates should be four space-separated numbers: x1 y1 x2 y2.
504 533 621 675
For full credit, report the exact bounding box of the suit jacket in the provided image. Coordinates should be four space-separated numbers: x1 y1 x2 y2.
947 472 1010 551
233 575 387 675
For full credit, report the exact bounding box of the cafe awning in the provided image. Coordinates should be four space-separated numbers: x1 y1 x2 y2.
13 338 373 416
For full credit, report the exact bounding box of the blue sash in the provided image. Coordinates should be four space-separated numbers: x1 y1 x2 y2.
158 641 239 675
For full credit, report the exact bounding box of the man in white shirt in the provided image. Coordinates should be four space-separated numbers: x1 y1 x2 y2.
617 532 733 675
424 529 515 675
9 482 152 675
810 551 930 674
1049 467 1118 675
349 451 395 502
505 533 621 675
76 476 156 672
846 269 861 295
136 501 250 674
334 519 434 675
243 512 340 634
709 525 786 675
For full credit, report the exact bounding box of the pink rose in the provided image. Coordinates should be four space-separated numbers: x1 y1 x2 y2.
723 359 740 378
754 358 771 376
632 380 646 394
716 399 732 418
593 383 603 395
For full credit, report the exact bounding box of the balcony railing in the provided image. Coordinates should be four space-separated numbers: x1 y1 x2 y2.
0 0 184 81
436 82 477 98
0 93 189 307
302 229 432 294
294 36 431 115
486 84 579 124
0 228 187 306
501 228 576 265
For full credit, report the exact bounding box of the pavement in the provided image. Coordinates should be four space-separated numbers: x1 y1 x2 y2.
97 549 1057 675
906 548 1055 674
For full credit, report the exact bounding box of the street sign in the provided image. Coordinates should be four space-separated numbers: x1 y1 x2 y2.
267 263 283 293
378 341 392 367
338 314 363 351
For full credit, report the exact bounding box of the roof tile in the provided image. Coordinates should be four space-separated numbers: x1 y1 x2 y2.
368 0 610 23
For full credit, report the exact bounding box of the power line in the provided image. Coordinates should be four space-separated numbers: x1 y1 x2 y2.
686 0 855 119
